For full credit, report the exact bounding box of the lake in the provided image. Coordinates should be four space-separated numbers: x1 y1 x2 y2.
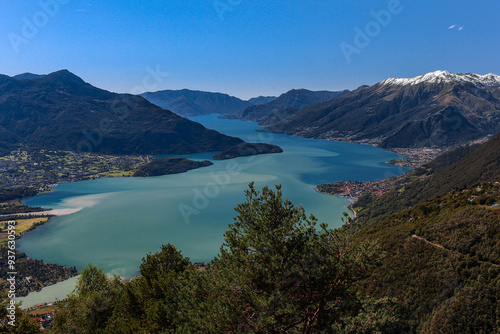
18 115 408 307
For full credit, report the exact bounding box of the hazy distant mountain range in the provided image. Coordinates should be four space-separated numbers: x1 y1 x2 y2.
228 89 349 125
266 71 500 148
141 89 277 117
247 96 277 106
0 70 243 155
140 88 347 120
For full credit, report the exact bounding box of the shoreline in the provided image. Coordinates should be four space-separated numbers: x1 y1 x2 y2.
18 275 80 310
347 202 357 219
7 123 442 310
6 154 224 308
315 186 358 218
0 208 83 219
0 200 81 303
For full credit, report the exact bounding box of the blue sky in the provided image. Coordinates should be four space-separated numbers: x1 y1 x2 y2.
1 0 499 99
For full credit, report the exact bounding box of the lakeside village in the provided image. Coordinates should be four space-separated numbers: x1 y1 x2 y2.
0 149 152 190
316 147 442 204
319 137 493 205
0 144 486 327
386 147 443 168
0 149 154 328
315 176 423 208
387 136 491 169
0 147 209 329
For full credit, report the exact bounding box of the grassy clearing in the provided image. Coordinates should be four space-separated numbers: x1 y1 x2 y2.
100 170 135 177
0 217 49 237
0 200 23 207
29 305 58 316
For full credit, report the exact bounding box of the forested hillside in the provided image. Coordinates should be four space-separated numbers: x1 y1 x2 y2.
358 181 500 333
45 184 401 334
3 135 500 333
0 70 243 155
354 133 500 227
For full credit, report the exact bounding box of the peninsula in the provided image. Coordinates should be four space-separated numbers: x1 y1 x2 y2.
133 157 213 177
212 143 283 160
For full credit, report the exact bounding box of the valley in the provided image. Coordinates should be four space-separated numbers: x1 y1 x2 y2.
2 1 498 331
1 69 499 332
14 115 408 308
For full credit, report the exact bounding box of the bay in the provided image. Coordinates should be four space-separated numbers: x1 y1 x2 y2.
18 115 408 307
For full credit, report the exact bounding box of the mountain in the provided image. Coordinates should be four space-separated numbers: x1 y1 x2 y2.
230 89 349 125
140 89 254 116
133 158 213 177
358 180 500 333
267 71 500 148
247 96 277 105
351 132 500 332
13 73 46 80
0 70 243 155
354 132 500 227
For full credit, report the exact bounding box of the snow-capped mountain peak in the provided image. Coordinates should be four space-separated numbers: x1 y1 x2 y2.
380 70 500 87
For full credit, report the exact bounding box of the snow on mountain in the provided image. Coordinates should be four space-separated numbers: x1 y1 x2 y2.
380 70 500 87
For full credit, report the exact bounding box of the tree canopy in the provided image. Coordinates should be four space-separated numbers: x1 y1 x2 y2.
15 183 400 333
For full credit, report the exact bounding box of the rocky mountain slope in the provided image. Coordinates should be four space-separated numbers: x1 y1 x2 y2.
267 71 500 148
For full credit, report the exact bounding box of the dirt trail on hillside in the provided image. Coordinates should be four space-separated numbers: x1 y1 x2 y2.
411 234 499 268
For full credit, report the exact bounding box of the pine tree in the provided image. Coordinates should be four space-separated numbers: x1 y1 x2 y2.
188 183 386 333
50 264 122 334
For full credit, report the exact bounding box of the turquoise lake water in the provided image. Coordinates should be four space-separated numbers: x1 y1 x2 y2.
17 115 408 306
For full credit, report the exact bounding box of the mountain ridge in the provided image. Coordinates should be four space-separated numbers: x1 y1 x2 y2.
12 72 46 80
228 88 349 125
380 70 500 88
0 70 244 155
141 89 254 116
247 96 277 105
266 71 500 149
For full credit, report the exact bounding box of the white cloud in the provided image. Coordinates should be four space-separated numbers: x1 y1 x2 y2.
448 25 464 31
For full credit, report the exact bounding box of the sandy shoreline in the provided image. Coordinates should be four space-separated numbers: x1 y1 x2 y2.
0 208 82 218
